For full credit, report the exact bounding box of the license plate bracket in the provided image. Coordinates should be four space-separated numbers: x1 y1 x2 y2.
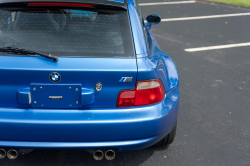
30 83 82 108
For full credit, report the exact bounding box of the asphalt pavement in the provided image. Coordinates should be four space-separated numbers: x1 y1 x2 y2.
1 0 250 165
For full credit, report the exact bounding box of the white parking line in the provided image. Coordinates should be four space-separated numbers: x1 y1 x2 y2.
185 42 250 52
139 1 195 6
162 13 250 22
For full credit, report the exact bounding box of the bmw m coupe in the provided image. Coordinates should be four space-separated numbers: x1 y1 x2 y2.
0 0 179 160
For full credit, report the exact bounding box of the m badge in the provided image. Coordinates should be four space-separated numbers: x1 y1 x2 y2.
119 77 133 82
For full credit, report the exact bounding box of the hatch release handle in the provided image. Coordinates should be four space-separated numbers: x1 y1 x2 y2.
81 88 95 105
18 88 31 105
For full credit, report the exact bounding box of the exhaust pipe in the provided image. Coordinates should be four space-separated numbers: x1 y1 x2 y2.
7 149 18 160
105 149 115 160
0 149 6 159
93 149 104 160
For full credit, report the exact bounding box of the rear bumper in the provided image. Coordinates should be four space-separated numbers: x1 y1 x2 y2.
0 86 179 152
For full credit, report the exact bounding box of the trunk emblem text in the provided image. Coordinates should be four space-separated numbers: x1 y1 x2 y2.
49 72 61 83
49 96 63 99
119 77 133 82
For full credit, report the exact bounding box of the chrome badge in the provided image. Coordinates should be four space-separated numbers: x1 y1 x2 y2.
95 83 103 91
49 72 61 83
119 77 133 82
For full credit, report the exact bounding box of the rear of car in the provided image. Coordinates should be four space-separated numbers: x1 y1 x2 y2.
0 0 179 160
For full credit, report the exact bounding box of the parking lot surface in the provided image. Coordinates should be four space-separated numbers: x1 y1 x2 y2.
1 0 250 165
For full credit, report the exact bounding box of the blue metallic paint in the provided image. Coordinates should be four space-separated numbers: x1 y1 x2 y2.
0 0 179 152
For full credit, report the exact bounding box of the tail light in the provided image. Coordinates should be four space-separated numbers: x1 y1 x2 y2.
117 79 165 107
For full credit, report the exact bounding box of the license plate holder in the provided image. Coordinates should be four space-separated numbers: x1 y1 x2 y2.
30 83 82 108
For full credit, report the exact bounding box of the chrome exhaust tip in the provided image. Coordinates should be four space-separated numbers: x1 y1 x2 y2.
0 149 6 159
105 149 115 160
93 149 104 160
7 149 18 160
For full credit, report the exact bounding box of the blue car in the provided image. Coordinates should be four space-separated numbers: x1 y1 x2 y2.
0 0 179 161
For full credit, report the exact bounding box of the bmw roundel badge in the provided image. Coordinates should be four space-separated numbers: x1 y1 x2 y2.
49 72 61 83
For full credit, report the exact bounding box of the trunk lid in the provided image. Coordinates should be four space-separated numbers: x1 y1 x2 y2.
0 56 137 108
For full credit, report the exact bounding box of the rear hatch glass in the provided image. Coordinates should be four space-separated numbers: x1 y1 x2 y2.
0 3 134 57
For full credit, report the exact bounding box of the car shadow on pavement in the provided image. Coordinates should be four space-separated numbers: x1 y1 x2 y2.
1 145 169 166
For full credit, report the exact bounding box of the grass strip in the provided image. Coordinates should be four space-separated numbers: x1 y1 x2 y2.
208 0 250 7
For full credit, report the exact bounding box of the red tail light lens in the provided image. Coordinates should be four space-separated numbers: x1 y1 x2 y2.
28 3 94 7
117 79 165 107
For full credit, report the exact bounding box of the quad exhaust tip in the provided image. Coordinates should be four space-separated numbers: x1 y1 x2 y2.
7 149 18 160
105 149 115 160
93 149 104 160
0 149 6 159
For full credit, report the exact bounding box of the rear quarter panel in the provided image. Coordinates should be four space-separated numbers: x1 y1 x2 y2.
136 46 179 92
128 0 179 92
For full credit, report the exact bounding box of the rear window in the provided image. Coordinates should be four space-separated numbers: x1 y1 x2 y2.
0 5 134 58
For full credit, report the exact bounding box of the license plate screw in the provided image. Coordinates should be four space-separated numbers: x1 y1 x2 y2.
41 104 43 106
76 101 78 104
75 88 78 91
69 87 71 89
34 101 37 104
70 104 72 106
33 87 36 91
40 86 42 89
